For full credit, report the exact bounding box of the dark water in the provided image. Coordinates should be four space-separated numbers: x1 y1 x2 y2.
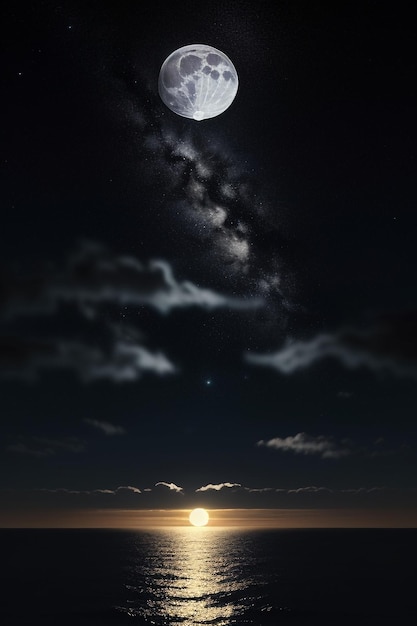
0 528 416 625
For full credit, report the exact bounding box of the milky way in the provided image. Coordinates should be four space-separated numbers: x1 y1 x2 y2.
117 71 298 339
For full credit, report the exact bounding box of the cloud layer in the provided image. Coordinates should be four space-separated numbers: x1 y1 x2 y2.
2 482 415 511
0 242 261 383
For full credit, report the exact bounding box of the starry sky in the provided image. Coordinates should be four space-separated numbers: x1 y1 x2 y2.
1 0 416 527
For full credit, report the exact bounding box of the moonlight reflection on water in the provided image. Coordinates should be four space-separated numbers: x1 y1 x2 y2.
120 528 256 624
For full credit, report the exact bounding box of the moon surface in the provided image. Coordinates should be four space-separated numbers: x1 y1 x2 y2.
189 507 210 526
158 44 238 121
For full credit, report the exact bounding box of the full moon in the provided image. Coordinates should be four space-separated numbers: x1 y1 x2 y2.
158 44 238 121
189 508 210 527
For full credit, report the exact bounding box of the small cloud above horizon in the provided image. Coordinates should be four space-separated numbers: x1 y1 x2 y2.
84 418 126 436
2 482 414 513
196 482 242 492
155 481 184 493
257 432 351 459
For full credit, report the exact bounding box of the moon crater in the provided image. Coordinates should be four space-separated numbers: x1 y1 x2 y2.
158 44 238 121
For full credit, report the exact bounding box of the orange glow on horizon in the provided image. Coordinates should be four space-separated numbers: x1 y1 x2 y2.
1 507 417 529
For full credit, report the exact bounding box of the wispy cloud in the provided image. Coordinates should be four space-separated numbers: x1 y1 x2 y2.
115 485 142 494
245 318 417 380
257 432 351 459
80 342 176 381
194 484 417 509
286 486 334 495
155 481 184 493
246 334 388 375
0 337 176 383
196 482 241 492
257 432 405 460
38 485 141 495
84 418 126 436
2 241 263 321
144 260 262 313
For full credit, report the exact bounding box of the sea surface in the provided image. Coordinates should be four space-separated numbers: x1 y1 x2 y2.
1 528 416 625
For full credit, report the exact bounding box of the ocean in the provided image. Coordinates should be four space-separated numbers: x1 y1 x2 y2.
1 528 415 625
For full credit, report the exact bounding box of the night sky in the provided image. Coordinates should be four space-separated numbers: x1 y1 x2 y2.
1 0 416 527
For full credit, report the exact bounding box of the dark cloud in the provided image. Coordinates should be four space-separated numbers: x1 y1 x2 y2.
7 436 85 457
0 242 262 383
42 486 142 495
337 391 353 399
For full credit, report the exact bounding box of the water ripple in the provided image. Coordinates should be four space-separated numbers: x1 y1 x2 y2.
117 528 261 625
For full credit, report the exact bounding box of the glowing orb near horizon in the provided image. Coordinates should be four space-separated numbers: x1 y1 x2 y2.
158 44 238 121
189 508 209 527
